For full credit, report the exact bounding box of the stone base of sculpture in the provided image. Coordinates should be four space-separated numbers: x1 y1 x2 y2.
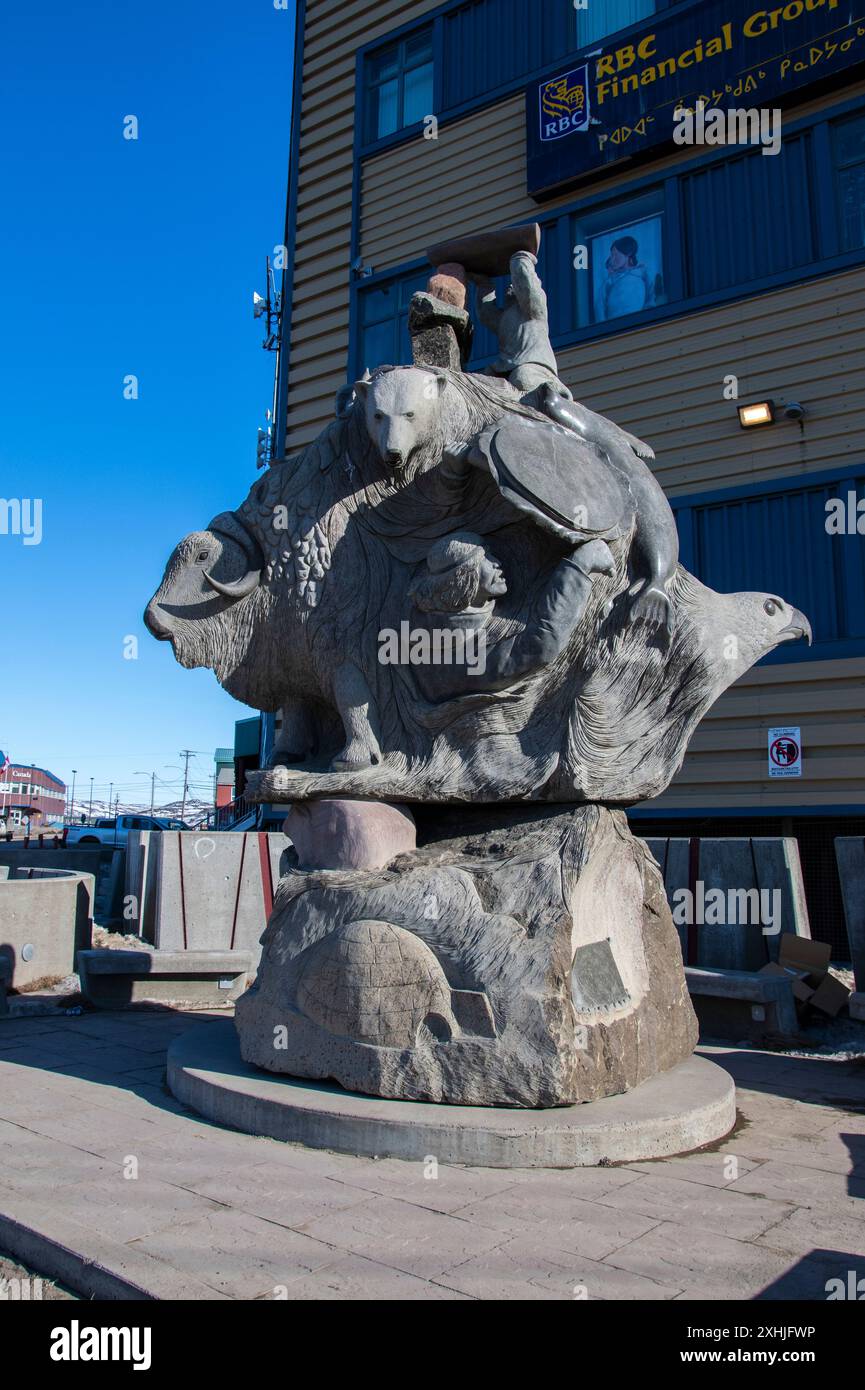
167 1022 735 1166
234 802 699 1108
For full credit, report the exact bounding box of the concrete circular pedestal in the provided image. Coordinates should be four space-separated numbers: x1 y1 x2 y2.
168 1020 735 1168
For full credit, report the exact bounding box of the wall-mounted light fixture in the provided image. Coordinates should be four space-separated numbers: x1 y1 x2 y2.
738 400 775 429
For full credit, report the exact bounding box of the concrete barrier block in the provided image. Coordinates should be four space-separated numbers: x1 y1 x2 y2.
834 837 865 990
0 871 95 988
133 832 161 942
751 838 810 952
125 831 147 935
0 846 125 929
151 832 289 964
639 834 810 972
78 947 252 1008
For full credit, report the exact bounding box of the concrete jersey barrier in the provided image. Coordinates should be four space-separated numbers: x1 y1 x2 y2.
834 837 865 990
126 830 291 965
641 835 810 971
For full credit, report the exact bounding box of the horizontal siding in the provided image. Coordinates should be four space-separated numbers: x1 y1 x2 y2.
295 20 865 457
361 94 534 265
285 0 441 450
650 656 865 810
555 271 865 496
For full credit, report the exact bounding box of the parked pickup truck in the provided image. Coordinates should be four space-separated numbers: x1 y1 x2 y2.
65 814 190 846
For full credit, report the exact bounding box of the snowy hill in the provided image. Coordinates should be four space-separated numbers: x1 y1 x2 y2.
67 797 213 829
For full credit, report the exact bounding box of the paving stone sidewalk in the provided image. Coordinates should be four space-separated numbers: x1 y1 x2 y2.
0 1010 863 1300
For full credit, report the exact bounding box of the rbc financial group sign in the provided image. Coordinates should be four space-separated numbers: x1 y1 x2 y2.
526 0 865 195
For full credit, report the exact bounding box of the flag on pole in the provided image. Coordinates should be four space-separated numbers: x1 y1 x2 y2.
0 751 10 771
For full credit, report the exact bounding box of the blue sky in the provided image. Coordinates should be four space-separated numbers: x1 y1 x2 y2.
0 0 295 808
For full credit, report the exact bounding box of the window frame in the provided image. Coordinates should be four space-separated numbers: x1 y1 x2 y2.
354 0 688 161
672 464 865 666
363 27 435 145
355 268 431 377
832 108 865 255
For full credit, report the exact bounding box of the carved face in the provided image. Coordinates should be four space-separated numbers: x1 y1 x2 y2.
477 554 507 600
356 368 446 473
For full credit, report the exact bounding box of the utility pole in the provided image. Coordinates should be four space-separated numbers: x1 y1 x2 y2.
134 770 158 815
179 750 194 824
69 769 77 822
88 777 94 823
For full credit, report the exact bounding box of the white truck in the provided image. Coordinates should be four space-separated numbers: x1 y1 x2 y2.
65 814 190 846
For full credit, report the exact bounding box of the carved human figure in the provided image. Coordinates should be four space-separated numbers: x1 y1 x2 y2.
473 251 571 400
405 531 613 700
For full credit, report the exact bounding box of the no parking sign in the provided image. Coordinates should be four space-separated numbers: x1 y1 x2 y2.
768 726 802 778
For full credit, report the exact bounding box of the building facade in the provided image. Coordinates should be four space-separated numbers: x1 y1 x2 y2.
0 763 66 827
272 0 865 935
213 747 236 810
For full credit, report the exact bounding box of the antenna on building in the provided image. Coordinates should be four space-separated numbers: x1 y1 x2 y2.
256 425 272 469
253 257 282 353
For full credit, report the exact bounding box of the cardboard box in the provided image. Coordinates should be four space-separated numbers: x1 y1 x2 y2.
779 933 831 983
759 961 815 1004
809 972 852 1018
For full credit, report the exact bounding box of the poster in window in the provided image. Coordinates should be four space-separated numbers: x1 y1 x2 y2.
592 214 665 323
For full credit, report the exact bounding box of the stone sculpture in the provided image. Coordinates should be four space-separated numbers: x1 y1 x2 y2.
147 220 811 1109
473 251 571 398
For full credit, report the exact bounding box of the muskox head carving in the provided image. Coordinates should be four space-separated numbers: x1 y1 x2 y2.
144 511 264 650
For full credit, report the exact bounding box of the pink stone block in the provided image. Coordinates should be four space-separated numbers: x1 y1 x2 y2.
284 798 416 871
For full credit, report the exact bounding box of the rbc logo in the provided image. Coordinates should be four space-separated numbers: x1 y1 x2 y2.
539 65 590 141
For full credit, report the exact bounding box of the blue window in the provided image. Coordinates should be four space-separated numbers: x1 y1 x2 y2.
356 270 430 375
364 30 434 142
570 188 667 328
673 473 865 663
680 134 815 298
833 112 865 252
575 0 657 48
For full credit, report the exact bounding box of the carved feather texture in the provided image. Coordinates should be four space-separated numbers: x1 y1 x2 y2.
242 418 346 606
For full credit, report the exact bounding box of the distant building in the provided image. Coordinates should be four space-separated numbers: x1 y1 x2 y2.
233 717 262 801
213 747 236 809
0 763 66 827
